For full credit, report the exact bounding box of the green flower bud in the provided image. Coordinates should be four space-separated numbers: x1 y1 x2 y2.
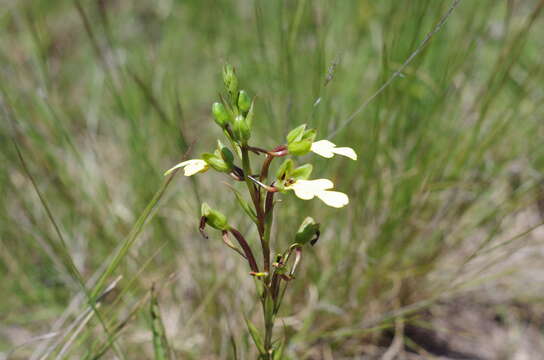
233 115 251 143
287 140 312 156
201 203 229 230
222 64 238 98
202 153 231 172
212 102 230 127
295 217 320 245
237 90 251 113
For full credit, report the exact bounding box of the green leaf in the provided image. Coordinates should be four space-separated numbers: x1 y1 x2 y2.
272 339 285 360
245 317 266 354
286 124 306 144
150 287 171 360
229 186 258 223
291 164 313 180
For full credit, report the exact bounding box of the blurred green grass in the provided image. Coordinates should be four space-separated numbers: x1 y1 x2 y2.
1 0 544 358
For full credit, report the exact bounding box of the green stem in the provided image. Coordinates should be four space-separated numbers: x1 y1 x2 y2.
263 309 274 359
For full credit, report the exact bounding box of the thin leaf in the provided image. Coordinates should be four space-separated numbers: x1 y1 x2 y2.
245 317 266 355
228 185 258 223
150 285 171 360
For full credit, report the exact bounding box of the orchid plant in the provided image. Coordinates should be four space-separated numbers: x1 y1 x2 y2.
166 65 356 359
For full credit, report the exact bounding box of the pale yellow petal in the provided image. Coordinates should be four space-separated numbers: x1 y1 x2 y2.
164 160 191 176
332 147 357 160
183 160 208 176
298 179 334 191
289 179 334 200
290 181 317 200
310 140 335 158
164 159 208 176
316 190 349 208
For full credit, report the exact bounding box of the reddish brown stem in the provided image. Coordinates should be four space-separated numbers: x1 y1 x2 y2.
260 154 273 182
228 228 259 273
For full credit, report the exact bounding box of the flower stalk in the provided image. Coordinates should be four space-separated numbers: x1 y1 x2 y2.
165 64 357 359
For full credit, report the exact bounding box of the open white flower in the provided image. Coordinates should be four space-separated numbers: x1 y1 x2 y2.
310 140 357 160
287 179 349 208
164 159 209 176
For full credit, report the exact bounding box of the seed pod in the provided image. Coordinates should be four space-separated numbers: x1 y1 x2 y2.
237 90 251 113
201 203 229 231
212 102 230 127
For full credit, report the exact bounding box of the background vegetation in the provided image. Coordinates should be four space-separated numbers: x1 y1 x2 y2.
2 0 544 358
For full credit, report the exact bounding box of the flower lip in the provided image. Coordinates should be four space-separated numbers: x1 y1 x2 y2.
310 140 357 160
164 159 209 176
286 178 349 208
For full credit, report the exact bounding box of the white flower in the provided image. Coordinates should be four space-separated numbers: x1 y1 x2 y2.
310 140 357 160
164 159 209 176
287 179 349 208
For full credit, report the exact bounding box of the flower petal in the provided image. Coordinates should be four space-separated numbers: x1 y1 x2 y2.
164 159 208 176
310 140 335 158
290 181 318 200
289 179 334 200
316 190 349 208
183 160 209 176
297 179 334 191
332 147 357 160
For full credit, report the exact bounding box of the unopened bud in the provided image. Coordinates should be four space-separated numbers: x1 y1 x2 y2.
212 102 230 127
237 90 251 113
233 115 251 143
201 203 229 231
222 64 238 98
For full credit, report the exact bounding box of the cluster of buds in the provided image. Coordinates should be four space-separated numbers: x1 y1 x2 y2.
165 64 357 359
